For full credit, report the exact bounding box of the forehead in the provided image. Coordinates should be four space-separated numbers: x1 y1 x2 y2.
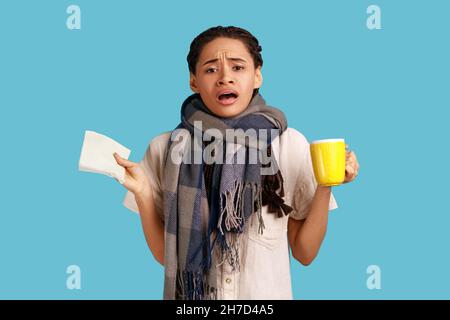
198 37 251 61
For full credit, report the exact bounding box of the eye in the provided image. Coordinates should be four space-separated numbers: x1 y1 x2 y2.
233 65 244 71
206 67 217 73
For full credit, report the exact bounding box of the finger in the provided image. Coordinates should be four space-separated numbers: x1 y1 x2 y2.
344 173 353 183
345 155 353 162
345 171 357 183
113 152 135 168
346 155 355 165
346 150 352 159
349 152 359 170
345 164 355 175
347 154 357 168
347 157 356 167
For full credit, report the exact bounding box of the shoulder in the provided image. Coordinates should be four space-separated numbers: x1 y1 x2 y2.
146 131 171 156
279 127 310 151
149 131 171 149
141 131 171 172
276 127 311 181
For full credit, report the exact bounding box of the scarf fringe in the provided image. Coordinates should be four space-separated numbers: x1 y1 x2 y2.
216 180 265 272
176 270 218 300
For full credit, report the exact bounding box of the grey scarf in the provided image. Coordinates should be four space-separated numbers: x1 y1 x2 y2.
162 93 292 300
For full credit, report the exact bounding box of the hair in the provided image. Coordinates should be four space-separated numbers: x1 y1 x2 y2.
187 26 263 98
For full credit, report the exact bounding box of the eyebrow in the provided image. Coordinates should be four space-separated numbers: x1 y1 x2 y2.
202 57 247 66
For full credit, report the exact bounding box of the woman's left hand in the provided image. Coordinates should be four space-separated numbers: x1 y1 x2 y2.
343 144 359 183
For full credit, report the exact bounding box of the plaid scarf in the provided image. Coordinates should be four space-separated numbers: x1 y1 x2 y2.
162 93 293 300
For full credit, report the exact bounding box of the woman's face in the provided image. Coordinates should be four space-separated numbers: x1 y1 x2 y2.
190 37 263 118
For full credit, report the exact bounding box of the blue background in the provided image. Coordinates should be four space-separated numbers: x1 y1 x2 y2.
1 0 449 299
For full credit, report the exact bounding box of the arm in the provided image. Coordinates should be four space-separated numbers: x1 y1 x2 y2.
114 152 165 266
288 185 331 266
288 145 360 265
135 187 165 266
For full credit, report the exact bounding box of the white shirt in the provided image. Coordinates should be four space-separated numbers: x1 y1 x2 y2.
123 127 338 299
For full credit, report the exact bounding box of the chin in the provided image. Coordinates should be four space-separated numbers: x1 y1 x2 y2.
210 99 250 118
213 105 247 118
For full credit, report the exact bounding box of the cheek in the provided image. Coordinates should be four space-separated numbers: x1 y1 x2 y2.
246 74 259 89
202 79 220 94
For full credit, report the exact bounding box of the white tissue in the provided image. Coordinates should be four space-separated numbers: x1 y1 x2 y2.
78 130 131 184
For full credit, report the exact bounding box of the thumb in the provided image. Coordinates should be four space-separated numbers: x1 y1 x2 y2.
346 164 355 175
113 152 134 168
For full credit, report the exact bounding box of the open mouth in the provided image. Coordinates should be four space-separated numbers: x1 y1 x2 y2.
217 92 239 106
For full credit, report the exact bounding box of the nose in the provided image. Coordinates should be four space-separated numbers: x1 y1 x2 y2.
216 66 235 86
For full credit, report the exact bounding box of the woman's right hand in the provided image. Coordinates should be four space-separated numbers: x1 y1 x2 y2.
113 152 150 197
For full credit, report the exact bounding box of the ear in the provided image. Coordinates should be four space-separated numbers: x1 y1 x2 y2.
254 66 263 90
189 73 200 93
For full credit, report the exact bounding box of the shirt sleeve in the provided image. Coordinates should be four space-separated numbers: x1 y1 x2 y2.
122 133 169 222
289 131 338 221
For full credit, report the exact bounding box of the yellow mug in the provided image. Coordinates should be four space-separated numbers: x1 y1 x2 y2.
310 138 346 186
